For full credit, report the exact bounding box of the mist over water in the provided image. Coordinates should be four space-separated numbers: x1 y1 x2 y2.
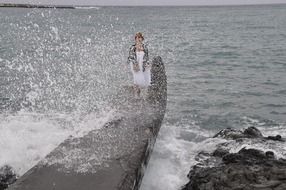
0 4 286 189
0 8 127 112
0 7 128 175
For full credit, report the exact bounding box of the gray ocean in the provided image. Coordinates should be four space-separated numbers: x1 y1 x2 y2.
1 4 286 190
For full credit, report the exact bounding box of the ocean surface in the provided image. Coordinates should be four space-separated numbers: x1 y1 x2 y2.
1 4 286 189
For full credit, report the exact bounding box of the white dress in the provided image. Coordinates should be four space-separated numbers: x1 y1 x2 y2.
144 63 151 86
130 51 151 87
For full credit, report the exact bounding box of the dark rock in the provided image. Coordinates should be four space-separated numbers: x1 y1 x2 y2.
183 127 286 190
0 165 17 190
222 148 269 164
213 126 263 139
214 127 285 142
267 135 284 142
212 147 229 157
213 127 244 139
243 126 263 138
213 126 264 140
265 151 275 159
182 148 286 190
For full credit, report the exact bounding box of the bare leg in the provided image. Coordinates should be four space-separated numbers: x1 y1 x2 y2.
133 85 140 97
133 85 137 96
137 87 141 97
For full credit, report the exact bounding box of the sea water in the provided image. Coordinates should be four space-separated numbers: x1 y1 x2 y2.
0 4 286 189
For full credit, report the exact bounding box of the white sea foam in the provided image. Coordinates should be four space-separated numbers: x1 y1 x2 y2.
140 121 286 190
258 125 286 137
140 124 227 190
236 117 286 158
227 140 286 159
0 109 115 176
256 125 286 158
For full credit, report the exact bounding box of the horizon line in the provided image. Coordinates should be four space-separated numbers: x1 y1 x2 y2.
1 2 286 7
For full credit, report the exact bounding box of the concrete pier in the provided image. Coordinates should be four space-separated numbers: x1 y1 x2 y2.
8 56 167 190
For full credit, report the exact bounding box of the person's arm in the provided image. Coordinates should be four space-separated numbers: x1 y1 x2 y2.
142 44 150 72
127 45 136 65
143 44 149 65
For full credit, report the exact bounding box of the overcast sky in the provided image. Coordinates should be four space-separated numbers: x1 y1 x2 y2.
1 0 286 6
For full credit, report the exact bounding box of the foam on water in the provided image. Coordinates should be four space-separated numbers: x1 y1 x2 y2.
140 118 286 190
0 108 115 176
140 124 227 190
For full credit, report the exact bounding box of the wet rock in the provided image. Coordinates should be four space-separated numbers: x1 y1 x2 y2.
222 148 271 164
267 135 284 142
243 126 263 138
213 126 263 139
183 149 286 190
213 127 244 139
0 165 17 190
183 127 286 190
266 151 275 159
212 147 229 157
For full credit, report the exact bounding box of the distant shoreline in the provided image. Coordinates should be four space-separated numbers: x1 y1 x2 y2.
0 3 76 9
0 3 285 9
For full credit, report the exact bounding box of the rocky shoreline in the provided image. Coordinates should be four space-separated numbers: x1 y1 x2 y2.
182 127 286 190
0 165 17 190
2 126 286 190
